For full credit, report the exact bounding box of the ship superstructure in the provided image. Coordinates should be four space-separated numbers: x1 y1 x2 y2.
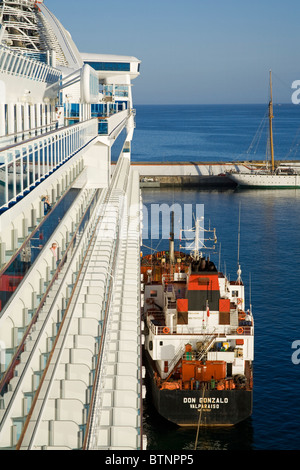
0 0 144 450
141 217 254 426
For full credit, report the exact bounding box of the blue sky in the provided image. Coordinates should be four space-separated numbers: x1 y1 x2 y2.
48 0 300 105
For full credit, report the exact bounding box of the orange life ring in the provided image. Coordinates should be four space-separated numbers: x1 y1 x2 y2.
237 298 243 305
237 327 244 335
163 327 170 334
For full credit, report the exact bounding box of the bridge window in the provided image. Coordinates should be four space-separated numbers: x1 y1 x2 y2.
85 61 130 72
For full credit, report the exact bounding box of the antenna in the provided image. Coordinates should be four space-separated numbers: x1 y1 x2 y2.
179 217 216 261
169 210 175 264
237 203 242 284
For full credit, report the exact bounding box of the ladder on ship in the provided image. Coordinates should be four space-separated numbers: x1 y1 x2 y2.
196 332 217 362
163 332 217 383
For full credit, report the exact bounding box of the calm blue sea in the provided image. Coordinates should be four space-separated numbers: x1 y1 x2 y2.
135 104 300 451
133 104 300 163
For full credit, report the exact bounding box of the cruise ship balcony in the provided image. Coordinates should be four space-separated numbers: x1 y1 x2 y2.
97 109 132 136
0 45 61 86
0 119 98 210
0 102 135 210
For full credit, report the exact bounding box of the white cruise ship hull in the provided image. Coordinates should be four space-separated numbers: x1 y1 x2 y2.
229 172 300 188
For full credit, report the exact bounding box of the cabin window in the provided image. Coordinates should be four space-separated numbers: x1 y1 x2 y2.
150 290 157 297
85 61 130 72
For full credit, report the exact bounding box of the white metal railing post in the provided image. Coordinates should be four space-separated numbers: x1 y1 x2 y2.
9 55 18 74
0 104 5 137
38 141 41 179
5 154 8 204
26 145 30 189
32 144 35 183
53 136 56 170
20 150 24 193
41 139 45 176
47 137 50 174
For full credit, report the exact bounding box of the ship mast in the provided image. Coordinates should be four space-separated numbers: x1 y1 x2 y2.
169 211 175 264
269 69 275 173
179 218 217 261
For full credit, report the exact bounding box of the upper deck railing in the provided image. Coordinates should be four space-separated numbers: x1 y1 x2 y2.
0 45 61 84
146 312 254 337
97 109 134 135
2 0 41 6
0 119 98 210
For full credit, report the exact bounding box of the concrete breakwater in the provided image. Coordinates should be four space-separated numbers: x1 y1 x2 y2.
129 162 245 187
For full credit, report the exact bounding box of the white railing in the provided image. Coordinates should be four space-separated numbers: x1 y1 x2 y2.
146 314 253 337
0 45 61 84
0 122 58 150
2 0 39 7
0 119 98 209
176 323 253 337
107 109 130 136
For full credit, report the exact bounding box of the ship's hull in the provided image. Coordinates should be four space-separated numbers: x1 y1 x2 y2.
228 172 300 188
145 356 253 427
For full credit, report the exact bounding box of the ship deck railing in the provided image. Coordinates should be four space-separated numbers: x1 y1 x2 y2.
156 374 252 392
0 118 98 210
65 109 133 136
0 122 59 150
0 45 61 85
146 313 253 337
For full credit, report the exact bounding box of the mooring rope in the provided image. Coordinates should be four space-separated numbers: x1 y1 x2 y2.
194 385 206 450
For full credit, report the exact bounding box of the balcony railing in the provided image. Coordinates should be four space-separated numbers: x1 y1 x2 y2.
0 122 58 150
0 45 61 84
0 119 98 210
97 109 132 136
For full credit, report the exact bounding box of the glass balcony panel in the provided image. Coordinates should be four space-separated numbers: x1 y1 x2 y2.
98 121 108 135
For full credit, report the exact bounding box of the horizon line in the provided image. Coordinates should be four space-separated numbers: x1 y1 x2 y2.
134 102 293 106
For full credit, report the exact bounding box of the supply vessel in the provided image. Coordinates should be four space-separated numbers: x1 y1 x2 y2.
141 215 254 426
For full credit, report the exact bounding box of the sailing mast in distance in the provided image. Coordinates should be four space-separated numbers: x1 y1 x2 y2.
269 69 275 173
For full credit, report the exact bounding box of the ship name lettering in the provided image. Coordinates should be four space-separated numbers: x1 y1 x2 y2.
183 397 196 404
199 397 229 404
190 403 218 409
184 397 229 408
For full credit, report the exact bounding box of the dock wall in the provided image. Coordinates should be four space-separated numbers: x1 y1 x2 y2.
128 162 246 187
